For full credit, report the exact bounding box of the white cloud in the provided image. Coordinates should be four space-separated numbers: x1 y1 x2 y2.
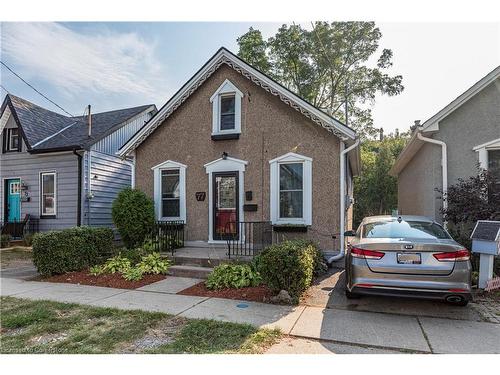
1 23 166 101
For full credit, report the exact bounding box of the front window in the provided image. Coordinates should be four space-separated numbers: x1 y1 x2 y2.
40 172 56 216
488 149 500 196
161 169 180 218
269 152 312 225
362 220 450 239
219 95 236 131
279 163 303 219
5 128 19 151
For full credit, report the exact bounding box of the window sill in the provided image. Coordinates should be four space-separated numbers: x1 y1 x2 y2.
40 215 56 219
211 133 240 141
272 224 309 233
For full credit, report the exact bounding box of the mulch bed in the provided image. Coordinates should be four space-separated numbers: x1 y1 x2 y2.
178 282 274 303
37 270 166 290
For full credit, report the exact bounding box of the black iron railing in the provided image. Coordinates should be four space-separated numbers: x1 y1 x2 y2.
151 220 185 255
0 216 39 240
225 221 273 258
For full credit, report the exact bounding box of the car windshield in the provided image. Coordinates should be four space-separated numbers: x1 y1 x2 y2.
362 220 451 239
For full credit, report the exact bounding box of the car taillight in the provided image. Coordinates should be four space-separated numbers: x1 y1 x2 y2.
433 249 470 262
351 247 385 260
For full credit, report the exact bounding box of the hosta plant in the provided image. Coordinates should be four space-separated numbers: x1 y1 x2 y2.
206 263 262 290
137 252 171 275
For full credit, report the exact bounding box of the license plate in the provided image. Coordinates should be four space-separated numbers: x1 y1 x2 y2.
397 252 421 264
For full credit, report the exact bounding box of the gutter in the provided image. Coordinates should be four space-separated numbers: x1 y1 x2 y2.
416 130 448 227
73 149 82 226
328 138 360 264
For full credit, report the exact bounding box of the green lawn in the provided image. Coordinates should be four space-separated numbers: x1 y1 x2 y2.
0 297 281 354
0 247 33 269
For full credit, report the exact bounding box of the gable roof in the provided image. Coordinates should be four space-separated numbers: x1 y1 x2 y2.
0 94 155 153
390 65 500 176
118 47 357 157
419 65 500 133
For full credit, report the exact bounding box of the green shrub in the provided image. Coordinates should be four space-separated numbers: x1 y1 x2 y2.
100 255 131 274
112 188 155 249
23 233 34 247
258 240 316 303
32 227 114 276
122 267 144 281
1 234 11 248
137 252 171 274
206 263 262 290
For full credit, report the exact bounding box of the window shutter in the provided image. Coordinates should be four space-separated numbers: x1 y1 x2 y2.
1 130 6 154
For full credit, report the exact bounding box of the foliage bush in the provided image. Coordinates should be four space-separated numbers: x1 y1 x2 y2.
137 252 172 275
23 233 34 247
206 263 262 290
90 252 171 281
258 240 317 303
1 234 12 248
112 188 155 249
32 227 114 276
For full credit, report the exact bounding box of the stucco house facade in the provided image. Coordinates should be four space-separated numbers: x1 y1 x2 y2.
118 47 360 251
390 66 500 222
0 94 156 235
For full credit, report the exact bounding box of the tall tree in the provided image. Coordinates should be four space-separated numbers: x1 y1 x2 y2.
353 132 409 227
237 22 404 138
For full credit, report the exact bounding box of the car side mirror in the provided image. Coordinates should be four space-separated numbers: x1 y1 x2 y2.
344 230 356 237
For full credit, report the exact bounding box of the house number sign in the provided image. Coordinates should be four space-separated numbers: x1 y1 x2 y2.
195 192 206 201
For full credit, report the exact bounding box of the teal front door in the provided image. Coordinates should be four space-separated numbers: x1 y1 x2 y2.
6 179 21 222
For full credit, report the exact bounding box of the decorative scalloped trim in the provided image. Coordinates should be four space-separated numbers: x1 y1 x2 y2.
129 56 344 151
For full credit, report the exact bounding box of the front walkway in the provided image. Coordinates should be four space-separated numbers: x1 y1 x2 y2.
2 276 500 354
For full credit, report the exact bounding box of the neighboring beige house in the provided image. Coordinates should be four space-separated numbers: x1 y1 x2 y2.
390 66 500 222
118 47 360 251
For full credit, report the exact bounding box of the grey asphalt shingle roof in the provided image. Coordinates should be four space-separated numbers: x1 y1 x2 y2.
4 94 154 152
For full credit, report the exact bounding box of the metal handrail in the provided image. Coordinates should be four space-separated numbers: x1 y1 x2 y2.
225 221 272 258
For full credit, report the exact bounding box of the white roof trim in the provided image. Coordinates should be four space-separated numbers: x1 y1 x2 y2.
118 48 356 157
151 159 188 170
0 106 11 133
421 65 500 132
473 138 500 151
269 152 313 164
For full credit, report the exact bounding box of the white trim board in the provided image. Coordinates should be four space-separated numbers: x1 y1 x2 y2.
118 47 356 157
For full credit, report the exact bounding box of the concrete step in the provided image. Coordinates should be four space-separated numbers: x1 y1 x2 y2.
167 265 213 279
169 256 251 267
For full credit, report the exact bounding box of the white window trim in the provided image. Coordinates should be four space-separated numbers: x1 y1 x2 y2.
210 79 243 135
152 160 187 222
269 152 312 226
40 171 57 217
204 156 247 243
6 128 19 151
474 138 500 169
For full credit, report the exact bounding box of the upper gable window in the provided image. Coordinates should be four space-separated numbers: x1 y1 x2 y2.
3 128 20 152
210 79 243 136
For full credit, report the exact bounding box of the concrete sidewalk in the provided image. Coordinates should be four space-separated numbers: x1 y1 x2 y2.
1 277 499 354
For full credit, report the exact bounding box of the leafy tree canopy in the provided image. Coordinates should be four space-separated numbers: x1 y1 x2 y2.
353 132 409 226
237 22 404 138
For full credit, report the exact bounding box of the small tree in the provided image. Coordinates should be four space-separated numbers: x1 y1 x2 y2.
112 188 155 249
437 168 500 248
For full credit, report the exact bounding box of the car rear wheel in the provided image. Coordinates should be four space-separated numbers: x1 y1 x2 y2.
345 289 360 299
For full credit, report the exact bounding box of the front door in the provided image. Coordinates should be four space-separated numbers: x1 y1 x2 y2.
6 178 21 222
213 172 239 240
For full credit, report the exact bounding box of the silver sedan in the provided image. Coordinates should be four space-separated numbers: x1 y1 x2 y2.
344 215 472 306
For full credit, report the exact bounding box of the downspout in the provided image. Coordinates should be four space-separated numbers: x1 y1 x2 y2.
328 138 360 264
416 130 448 228
73 149 82 226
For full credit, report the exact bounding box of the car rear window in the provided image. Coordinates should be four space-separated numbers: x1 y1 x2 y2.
362 220 451 239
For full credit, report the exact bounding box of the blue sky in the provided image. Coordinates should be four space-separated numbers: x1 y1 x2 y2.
1 22 498 133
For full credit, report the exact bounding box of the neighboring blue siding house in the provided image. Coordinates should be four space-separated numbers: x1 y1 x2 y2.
0 94 156 236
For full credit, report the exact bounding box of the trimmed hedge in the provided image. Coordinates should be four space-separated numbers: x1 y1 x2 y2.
32 227 114 276
112 188 155 249
257 240 319 303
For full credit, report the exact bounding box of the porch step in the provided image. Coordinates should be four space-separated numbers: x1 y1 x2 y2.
167 265 213 279
169 255 251 268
